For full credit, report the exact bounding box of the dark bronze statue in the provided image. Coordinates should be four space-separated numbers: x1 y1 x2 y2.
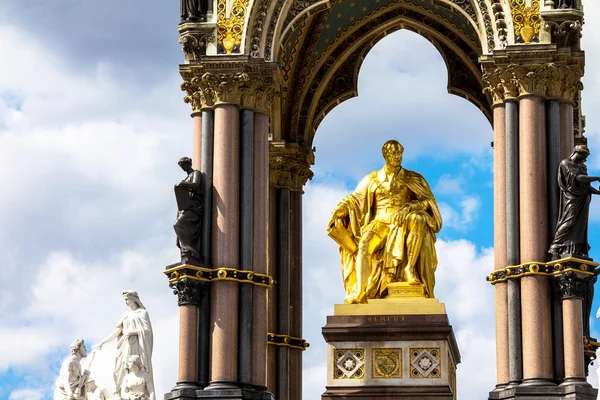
549 145 600 260
554 0 577 8
174 157 203 264
180 0 208 23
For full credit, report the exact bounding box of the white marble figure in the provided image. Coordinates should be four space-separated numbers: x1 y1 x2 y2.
121 355 155 400
54 339 89 400
94 291 155 400
84 379 111 400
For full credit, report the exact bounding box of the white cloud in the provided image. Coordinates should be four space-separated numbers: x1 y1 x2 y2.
438 196 482 230
9 389 45 400
435 174 465 195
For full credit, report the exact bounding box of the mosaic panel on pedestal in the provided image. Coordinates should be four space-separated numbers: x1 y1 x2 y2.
333 348 365 379
410 347 442 379
372 348 402 379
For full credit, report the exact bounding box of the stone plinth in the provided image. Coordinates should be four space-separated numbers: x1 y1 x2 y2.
489 384 597 400
321 299 460 399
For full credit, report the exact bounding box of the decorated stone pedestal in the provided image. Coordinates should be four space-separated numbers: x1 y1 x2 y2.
321 293 460 399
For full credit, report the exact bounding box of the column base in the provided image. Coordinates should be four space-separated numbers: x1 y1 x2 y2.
165 386 274 400
520 378 557 386
173 381 203 391
560 377 592 387
488 383 597 399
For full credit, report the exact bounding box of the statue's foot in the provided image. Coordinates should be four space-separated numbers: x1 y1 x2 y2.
404 266 420 285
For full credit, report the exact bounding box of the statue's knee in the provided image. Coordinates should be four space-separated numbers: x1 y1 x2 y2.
407 212 427 229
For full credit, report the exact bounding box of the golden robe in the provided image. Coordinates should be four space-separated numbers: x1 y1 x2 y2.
334 167 442 299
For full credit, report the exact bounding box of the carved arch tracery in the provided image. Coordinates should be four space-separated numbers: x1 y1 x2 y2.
272 1 489 146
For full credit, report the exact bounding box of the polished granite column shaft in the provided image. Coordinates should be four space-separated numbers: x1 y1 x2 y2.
547 99 565 383
252 113 270 389
208 104 240 388
289 190 303 400
267 186 278 396
562 298 586 384
493 104 510 388
506 100 523 387
560 103 575 160
276 187 291 400
179 304 199 385
239 109 255 386
199 109 214 388
519 96 553 384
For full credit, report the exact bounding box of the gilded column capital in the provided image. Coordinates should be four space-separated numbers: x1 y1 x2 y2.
180 58 281 113
269 141 314 192
482 62 583 103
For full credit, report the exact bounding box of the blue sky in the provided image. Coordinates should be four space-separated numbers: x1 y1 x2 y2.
3 1 600 399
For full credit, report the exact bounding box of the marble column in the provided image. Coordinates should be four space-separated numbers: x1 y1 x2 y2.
268 142 313 399
289 191 303 400
207 104 240 388
560 103 575 160
267 185 278 396
562 297 586 384
179 304 199 385
276 187 291 399
252 112 270 390
505 100 523 387
492 104 510 388
547 99 565 383
239 109 255 386
199 109 214 387
518 96 553 385
192 112 202 169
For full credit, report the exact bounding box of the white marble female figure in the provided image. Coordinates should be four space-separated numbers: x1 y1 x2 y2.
121 355 155 400
94 291 155 400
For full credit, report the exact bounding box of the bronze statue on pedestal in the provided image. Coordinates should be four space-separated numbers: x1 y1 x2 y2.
549 145 600 260
327 140 442 304
180 0 208 23
173 157 203 265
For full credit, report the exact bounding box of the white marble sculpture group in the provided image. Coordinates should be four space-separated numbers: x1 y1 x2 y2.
54 291 155 400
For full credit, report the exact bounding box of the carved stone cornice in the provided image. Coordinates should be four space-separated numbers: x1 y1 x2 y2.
178 23 216 62
482 61 584 104
169 278 205 306
269 140 314 191
180 58 281 113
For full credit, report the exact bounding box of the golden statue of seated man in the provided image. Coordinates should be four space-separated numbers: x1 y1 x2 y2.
327 140 442 304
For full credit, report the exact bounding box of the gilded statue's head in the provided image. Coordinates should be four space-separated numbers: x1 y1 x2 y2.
382 140 404 168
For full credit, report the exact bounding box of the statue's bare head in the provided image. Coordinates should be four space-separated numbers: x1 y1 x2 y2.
178 157 193 171
122 290 146 310
126 354 144 373
70 339 87 357
382 140 404 169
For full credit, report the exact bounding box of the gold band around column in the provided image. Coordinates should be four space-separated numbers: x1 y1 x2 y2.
165 264 274 288
267 333 310 351
487 257 598 285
